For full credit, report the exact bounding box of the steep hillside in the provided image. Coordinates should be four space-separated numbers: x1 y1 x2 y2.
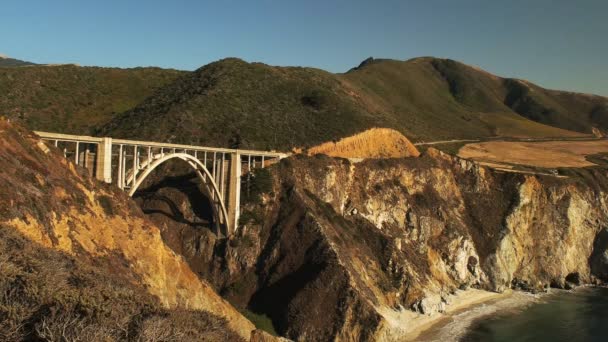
0 118 269 341
0 226 245 341
134 150 608 341
503 78 608 133
0 65 185 133
99 57 601 151
0 55 36 67
345 58 597 139
99 58 380 149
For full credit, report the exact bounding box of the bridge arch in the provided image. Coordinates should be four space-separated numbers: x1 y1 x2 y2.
127 153 230 235
35 131 290 237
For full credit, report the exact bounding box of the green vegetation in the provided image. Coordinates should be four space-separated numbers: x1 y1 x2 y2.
100 58 380 149
238 208 263 226
241 309 278 336
241 167 273 205
0 56 36 67
1 57 605 150
99 57 605 150
0 65 185 134
478 112 584 138
503 79 596 132
239 167 273 228
427 141 471 155
585 152 608 167
430 58 506 111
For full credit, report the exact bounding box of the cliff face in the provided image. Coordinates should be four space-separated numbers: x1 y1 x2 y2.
143 149 608 341
0 118 259 340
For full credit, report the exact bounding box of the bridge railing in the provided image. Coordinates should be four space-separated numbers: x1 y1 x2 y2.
35 131 289 235
35 131 287 157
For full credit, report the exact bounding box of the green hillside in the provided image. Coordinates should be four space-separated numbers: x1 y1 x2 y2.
0 65 185 133
99 58 381 149
0 56 36 67
100 57 603 150
339 57 504 141
503 78 608 132
1 56 605 149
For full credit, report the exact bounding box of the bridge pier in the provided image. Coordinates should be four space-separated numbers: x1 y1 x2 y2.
95 137 112 183
227 152 241 232
35 131 288 236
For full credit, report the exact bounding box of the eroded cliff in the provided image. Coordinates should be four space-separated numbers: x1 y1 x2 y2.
0 118 264 341
141 148 608 341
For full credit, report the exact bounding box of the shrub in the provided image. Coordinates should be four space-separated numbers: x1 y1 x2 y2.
239 209 263 226
241 309 277 336
0 226 246 341
241 168 273 205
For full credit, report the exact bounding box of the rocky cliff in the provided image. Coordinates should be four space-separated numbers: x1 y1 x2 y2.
140 148 608 341
0 118 270 341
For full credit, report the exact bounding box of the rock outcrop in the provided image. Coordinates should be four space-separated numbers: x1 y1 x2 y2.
141 148 608 341
590 228 608 282
0 118 261 340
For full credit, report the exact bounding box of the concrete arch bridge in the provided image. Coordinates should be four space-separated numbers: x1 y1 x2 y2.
35 131 288 236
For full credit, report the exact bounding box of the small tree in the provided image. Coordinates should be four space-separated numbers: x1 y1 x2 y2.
229 132 242 149
242 167 273 205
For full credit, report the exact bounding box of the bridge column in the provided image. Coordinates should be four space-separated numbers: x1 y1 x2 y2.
95 137 112 183
227 152 241 234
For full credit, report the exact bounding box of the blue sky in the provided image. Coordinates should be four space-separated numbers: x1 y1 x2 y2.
2 0 607 95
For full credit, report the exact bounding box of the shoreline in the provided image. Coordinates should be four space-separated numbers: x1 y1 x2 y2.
398 289 539 341
403 285 606 341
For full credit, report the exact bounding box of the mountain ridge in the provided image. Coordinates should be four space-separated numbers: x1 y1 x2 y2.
0 54 37 67
0 64 186 133
353 56 608 98
1 55 606 150
99 56 604 150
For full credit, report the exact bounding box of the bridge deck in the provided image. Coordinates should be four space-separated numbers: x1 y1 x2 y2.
34 130 289 236
34 131 289 158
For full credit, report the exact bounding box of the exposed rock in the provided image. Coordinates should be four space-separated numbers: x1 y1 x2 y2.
139 148 608 341
592 127 605 138
590 228 608 282
565 272 582 286
0 118 258 340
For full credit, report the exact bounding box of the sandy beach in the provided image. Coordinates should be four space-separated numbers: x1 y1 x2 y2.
396 289 541 341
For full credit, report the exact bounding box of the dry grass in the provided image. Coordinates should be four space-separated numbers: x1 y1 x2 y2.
459 140 608 168
305 128 420 159
0 223 246 342
0 118 248 341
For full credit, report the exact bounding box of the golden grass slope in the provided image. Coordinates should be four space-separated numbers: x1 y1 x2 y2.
306 128 420 159
458 140 608 168
0 118 256 340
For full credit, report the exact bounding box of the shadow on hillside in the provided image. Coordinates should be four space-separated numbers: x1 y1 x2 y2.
134 173 215 229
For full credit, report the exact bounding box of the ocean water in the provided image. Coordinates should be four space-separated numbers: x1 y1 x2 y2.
419 287 608 342
461 287 608 342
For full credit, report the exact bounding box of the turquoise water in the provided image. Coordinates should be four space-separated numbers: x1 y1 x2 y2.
461 287 608 342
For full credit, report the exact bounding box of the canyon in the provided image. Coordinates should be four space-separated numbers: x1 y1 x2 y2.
2 56 608 341
0 118 280 341
138 144 608 340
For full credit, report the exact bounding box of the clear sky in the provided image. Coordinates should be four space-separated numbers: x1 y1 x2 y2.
2 0 607 95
